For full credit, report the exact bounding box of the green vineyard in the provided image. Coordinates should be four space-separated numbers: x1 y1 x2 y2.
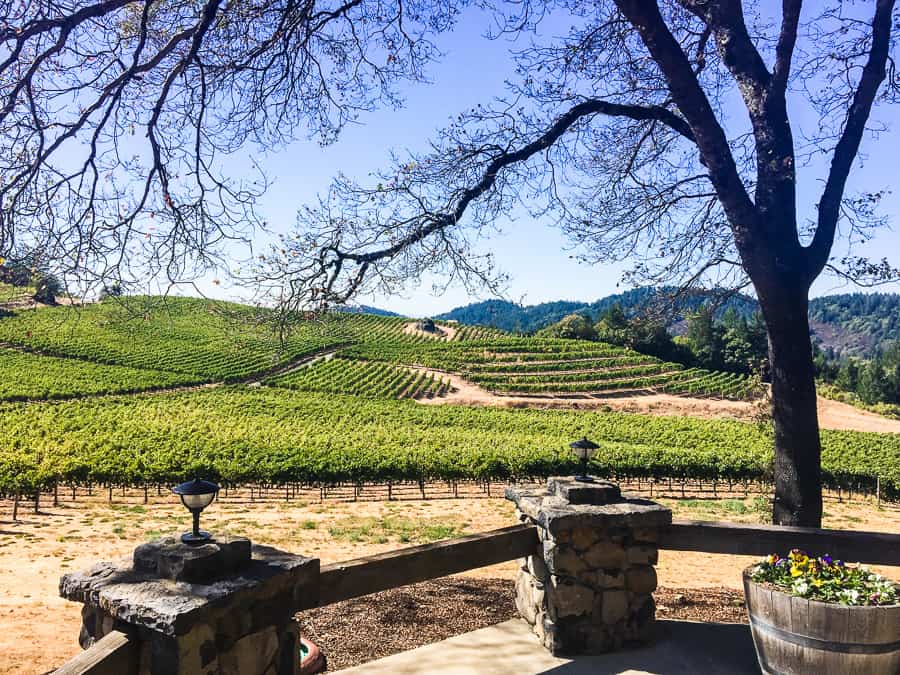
0 348 205 400
0 296 341 380
268 356 451 399
0 296 893 504
0 388 896 498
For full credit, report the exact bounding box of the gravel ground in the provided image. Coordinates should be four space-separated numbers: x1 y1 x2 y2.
297 578 748 672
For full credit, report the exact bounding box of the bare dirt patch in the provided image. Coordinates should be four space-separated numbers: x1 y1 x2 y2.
417 372 900 433
0 491 896 674
816 396 900 433
299 582 749 672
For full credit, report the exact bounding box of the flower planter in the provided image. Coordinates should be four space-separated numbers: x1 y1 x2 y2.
743 569 900 675
300 636 326 675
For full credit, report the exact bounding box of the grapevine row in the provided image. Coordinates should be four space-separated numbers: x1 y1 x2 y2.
0 388 895 499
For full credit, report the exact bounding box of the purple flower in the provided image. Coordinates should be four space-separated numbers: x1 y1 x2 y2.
820 554 833 565
776 559 789 567
836 559 844 567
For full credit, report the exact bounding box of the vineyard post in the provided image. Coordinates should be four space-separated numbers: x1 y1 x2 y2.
876 476 881 507
53 483 59 507
34 489 39 514
12 492 18 521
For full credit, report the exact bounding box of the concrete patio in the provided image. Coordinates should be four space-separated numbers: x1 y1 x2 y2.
335 618 760 674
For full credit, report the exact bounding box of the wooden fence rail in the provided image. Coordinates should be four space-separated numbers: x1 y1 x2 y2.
301 524 539 610
661 520 900 566
54 631 136 675
55 519 900 673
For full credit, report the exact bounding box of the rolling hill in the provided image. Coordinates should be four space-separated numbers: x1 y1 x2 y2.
0 296 756 401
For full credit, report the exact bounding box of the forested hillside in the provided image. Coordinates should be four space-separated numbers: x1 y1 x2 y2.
808 293 900 355
438 288 900 357
436 288 758 333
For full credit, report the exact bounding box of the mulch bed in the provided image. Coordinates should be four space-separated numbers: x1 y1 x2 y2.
297 577 747 672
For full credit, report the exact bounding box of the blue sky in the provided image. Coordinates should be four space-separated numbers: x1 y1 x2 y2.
197 4 900 317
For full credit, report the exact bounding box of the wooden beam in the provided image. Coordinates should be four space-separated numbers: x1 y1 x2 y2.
54 631 137 675
660 520 900 566
304 524 539 609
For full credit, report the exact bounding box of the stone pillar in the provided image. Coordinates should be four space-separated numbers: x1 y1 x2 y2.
60 535 319 675
506 477 671 656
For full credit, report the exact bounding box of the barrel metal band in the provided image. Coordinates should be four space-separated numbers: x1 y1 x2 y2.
750 616 900 655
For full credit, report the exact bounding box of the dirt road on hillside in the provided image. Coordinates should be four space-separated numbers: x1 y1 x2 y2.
415 368 900 433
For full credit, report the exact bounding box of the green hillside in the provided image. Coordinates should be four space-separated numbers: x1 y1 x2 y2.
0 296 896 501
0 296 758 401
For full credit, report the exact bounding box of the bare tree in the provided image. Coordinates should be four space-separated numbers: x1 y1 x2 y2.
0 0 466 292
261 0 900 526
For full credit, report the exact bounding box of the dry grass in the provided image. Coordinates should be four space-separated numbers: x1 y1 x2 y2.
0 491 896 675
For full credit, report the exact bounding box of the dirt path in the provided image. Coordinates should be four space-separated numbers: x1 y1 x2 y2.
1 492 895 675
816 396 900 433
241 344 344 385
416 370 900 433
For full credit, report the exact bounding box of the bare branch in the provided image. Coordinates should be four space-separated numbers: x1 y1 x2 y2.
808 0 896 280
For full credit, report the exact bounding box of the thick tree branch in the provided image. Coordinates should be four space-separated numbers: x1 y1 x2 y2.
335 97 695 271
613 1 759 259
807 0 896 280
773 0 803 94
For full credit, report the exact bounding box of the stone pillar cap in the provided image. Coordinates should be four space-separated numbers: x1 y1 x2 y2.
506 478 671 535
59 541 318 637
133 534 252 583
547 476 622 505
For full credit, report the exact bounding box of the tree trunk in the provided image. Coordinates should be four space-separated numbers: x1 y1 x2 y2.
759 287 823 527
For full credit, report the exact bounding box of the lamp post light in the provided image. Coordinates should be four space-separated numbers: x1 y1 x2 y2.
569 437 599 483
172 478 220 544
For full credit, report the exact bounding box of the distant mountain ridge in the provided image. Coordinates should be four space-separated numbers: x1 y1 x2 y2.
436 287 758 333
434 288 900 357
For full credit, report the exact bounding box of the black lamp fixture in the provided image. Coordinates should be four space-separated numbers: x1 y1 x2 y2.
569 437 599 483
172 478 220 544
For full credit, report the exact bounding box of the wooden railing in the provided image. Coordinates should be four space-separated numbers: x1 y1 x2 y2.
55 519 900 673
54 631 136 675
301 524 538 609
303 519 900 610
660 520 900 566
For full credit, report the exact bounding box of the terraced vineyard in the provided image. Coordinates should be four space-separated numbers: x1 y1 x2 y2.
268 356 451 399
0 298 758 401
346 333 759 400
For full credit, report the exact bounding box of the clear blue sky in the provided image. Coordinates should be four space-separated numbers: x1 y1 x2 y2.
195 4 900 317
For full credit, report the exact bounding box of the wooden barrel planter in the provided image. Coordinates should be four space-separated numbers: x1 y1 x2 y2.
743 569 900 675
